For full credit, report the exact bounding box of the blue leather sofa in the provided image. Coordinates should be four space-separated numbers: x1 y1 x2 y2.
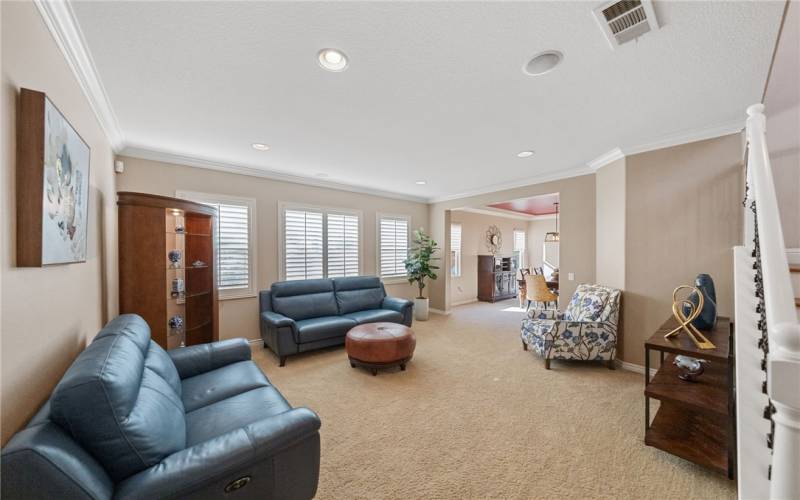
260 276 413 366
1 314 321 500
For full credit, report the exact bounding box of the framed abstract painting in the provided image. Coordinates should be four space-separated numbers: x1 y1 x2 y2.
17 88 91 266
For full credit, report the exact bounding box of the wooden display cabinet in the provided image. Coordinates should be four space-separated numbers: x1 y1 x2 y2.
118 192 219 349
477 255 517 302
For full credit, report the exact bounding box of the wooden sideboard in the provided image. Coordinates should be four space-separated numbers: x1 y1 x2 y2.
477 255 517 303
644 316 735 478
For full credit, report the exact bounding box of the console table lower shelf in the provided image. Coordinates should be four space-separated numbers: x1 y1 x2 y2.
644 316 735 479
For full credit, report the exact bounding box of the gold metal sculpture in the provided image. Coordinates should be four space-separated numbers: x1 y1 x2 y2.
664 285 716 350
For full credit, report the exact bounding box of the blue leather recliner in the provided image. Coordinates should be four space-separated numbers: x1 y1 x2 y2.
260 276 413 366
1 314 321 500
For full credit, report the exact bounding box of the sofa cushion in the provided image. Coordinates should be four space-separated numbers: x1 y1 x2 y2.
564 284 611 322
295 316 357 343
51 314 186 482
333 276 386 314
181 361 271 413
185 386 292 446
144 341 182 396
271 279 339 320
343 309 403 325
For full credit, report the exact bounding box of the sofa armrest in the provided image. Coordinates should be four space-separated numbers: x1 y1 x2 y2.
526 308 564 320
261 311 296 329
114 408 321 500
382 296 413 326
382 296 412 313
168 338 252 379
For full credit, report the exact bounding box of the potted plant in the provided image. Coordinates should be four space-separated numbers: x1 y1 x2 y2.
404 228 439 321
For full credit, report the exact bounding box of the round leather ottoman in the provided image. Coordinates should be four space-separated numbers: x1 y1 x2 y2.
345 322 416 375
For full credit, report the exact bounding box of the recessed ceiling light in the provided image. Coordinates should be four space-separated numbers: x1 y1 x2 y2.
252 143 270 151
415 180 427 185
523 50 563 76
517 151 535 158
318 48 348 72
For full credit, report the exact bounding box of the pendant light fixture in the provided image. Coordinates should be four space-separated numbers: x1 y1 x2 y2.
544 202 560 242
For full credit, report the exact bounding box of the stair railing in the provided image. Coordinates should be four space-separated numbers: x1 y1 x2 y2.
745 103 800 500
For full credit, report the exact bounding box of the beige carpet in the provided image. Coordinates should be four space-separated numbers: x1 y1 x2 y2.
251 300 736 499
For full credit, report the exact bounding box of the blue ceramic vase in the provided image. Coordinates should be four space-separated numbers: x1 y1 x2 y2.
682 274 717 331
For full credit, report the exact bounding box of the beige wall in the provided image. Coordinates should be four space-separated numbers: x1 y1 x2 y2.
449 211 529 305
430 174 596 311
764 0 799 248
115 156 428 341
623 134 742 364
595 157 626 291
1 2 119 445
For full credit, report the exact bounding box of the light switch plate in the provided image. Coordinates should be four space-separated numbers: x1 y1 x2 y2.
568 272 575 281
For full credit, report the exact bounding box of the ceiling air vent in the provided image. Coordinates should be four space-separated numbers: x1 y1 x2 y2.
593 0 659 49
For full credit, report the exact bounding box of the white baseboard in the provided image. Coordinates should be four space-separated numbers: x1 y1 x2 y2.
787 248 800 265
615 358 657 377
451 298 478 307
429 308 451 315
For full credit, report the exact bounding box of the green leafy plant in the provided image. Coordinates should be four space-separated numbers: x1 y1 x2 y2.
404 228 440 299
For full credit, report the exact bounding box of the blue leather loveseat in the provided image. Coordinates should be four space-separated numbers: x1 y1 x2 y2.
260 276 413 366
1 314 321 500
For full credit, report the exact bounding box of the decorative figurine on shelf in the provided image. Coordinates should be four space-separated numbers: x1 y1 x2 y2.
168 249 182 268
192 260 206 268
168 315 184 331
673 355 709 382
681 274 718 331
664 285 717 350
171 278 185 298
174 224 185 234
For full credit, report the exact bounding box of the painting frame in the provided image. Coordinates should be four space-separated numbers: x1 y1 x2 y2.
16 88 91 266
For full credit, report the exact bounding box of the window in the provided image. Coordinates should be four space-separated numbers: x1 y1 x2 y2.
176 191 257 300
513 229 526 269
326 212 360 278
280 203 362 280
378 214 409 279
450 223 462 277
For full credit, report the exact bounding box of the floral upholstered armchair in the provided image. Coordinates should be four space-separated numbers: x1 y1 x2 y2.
520 284 621 369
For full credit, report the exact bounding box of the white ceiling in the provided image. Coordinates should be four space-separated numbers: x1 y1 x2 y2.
70 1 785 202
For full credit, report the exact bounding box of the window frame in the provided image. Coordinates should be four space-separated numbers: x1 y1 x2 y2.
176 190 257 301
513 229 527 269
277 201 364 281
450 222 462 278
376 212 411 284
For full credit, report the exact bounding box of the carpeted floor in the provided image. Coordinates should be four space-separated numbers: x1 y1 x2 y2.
251 300 736 499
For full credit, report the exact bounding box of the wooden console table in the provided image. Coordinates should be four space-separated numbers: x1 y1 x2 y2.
644 316 735 478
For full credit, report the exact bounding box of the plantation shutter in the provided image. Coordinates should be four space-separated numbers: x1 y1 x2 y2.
217 203 250 290
379 217 409 278
284 209 324 280
513 229 526 267
450 223 462 277
327 213 360 277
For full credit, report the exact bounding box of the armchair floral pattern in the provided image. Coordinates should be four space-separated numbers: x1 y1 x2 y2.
521 284 621 369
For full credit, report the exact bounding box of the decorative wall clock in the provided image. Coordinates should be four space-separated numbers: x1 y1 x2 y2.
485 225 502 254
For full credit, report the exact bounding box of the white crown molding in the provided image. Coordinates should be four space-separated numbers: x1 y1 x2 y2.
34 0 125 152
585 118 745 173
623 118 745 156
455 206 555 222
588 147 624 171
121 145 429 204
429 165 593 204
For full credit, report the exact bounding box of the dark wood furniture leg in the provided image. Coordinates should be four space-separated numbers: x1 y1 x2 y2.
522 339 527 351
279 355 287 367
544 358 551 370
607 359 615 370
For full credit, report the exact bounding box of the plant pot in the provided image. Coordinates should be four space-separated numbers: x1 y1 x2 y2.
414 298 429 321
